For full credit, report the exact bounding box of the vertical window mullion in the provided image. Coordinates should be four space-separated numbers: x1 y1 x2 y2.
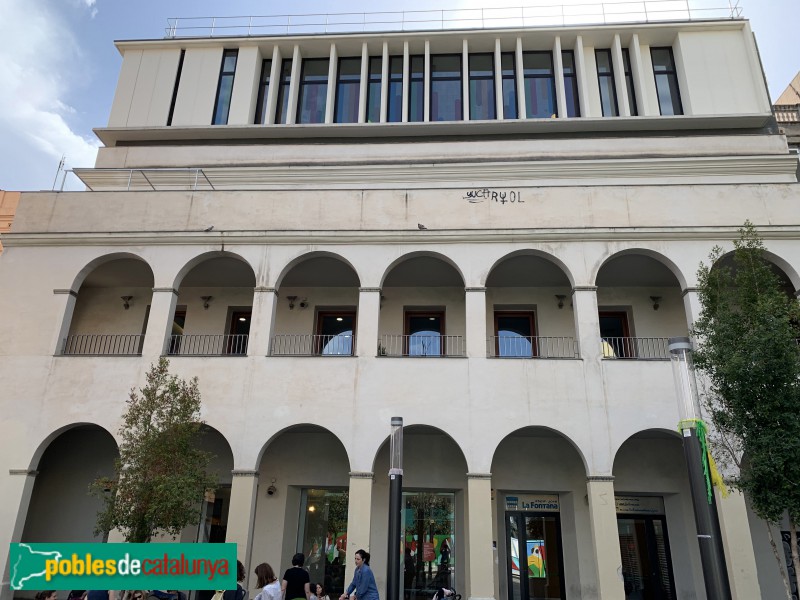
254 58 272 124
212 49 238 125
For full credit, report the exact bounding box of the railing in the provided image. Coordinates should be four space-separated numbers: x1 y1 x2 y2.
379 334 466 357
775 104 800 124
270 334 355 356
487 336 579 358
62 334 143 356
167 334 249 356
165 2 742 37
601 337 669 359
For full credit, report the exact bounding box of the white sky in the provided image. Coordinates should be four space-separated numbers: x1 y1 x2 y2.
0 0 797 191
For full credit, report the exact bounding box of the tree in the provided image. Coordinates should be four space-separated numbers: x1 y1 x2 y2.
692 222 800 599
90 357 217 543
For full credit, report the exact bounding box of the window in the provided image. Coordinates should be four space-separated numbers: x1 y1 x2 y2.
403 492 455 600
405 310 444 356
298 488 349 596
212 50 238 125
562 50 580 117
599 310 633 358
651 47 683 115
254 58 272 124
622 48 638 116
227 309 251 355
167 307 187 355
334 57 361 123
315 310 356 356
274 58 293 124
469 53 495 120
494 311 536 357
366 56 382 123
430 54 462 121
166 49 185 126
501 52 518 119
522 51 556 118
297 58 329 124
387 56 404 122
596 49 619 117
408 55 424 122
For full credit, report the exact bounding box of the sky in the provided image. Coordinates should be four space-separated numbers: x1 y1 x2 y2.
0 0 797 192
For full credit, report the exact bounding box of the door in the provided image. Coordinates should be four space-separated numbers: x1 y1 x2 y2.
599 310 633 358
227 309 251 354
495 311 536 357
405 311 445 356
617 516 676 599
506 512 566 600
316 311 356 355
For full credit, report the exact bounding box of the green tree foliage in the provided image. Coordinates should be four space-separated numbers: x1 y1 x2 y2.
692 223 800 595
90 358 217 543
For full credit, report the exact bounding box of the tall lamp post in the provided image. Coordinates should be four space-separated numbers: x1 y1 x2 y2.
669 337 731 600
387 417 404 600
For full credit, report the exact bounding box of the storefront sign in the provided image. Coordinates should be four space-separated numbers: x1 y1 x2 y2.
505 494 560 512
615 495 665 515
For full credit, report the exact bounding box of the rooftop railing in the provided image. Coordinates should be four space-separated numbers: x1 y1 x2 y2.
165 1 743 38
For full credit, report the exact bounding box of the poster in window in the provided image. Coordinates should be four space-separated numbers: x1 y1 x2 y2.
526 540 546 579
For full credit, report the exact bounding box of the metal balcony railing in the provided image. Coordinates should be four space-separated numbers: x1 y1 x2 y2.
167 334 249 356
62 334 144 356
487 336 579 358
601 336 670 359
379 334 466 357
270 334 355 356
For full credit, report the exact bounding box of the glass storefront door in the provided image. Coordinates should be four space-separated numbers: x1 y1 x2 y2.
402 492 455 600
505 512 566 600
617 516 676 600
298 489 349 595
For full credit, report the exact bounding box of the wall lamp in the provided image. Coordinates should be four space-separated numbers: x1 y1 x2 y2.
120 296 133 310
201 296 213 309
286 295 297 310
650 296 662 311
555 294 566 309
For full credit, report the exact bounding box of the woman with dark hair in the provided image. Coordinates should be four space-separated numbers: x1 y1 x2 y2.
222 560 248 600
254 562 281 600
314 583 330 600
339 550 378 600
282 553 311 600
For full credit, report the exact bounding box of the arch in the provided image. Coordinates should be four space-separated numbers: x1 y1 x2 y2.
172 251 256 290
274 251 362 290
491 425 589 477
712 249 800 294
593 248 687 290
483 249 576 288
254 423 352 472
27 421 119 471
379 251 466 288
611 427 682 470
370 424 469 476
69 252 153 293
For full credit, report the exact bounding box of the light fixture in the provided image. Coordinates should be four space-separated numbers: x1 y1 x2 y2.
286 295 297 310
120 296 133 310
308 505 316 512
555 294 566 309
650 296 662 311
238 316 247 322
266 478 277 496
299 298 308 309
201 296 213 309
336 317 343 322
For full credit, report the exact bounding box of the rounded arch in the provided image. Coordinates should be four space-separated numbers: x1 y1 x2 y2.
491 425 589 477
380 251 466 288
712 249 800 295
254 423 352 472
483 249 576 288
611 427 681 470
370 423 469 476
274 251 362 290
593 248 687 291
172 251 256 290
70 252 153 293
28 421 118 471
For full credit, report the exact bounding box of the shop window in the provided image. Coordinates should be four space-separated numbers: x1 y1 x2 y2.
495 311 536 357
212 50 238 125
651 47 683 116
562 50 580 117
599 310 633 358
408 55 425 122
274 58 293 124
505 510 566 600
316 310 356 355
254 58 273 124
596 49 619 117
405 310 445 356
501 53 518 119
335 57 361 123
298 488 350 596
366 56 382 123
431 54 462 121
522 51 556 118
622 48 638 116
387 56 404 122
469 53 496 120
297 58 329 124
402 492 455 600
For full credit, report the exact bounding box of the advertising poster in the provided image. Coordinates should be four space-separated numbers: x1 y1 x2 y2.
526 540 546 579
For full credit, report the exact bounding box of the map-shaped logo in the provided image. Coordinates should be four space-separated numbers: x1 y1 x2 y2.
10 543 63 590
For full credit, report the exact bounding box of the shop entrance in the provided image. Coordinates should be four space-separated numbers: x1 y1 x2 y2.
504 510 566 600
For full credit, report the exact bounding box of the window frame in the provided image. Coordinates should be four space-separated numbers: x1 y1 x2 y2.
315 309 357 356
253 58 272 124
334 57 361 124
296 57 330 124
562 50 580 117
404 309 446 356
622 48 638 116
430 53 463 122
501 52 518 119
651 47 683 116
366 56 383 123
408 55 425 122
468 52 496 121
494 310 537 358
595 49 619 117
274 58 293 124
211 49 238 125
167 49 185 126
522 51 557 119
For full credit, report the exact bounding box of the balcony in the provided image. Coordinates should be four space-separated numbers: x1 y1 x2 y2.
378 334 466 357
487 336 579 359
601 337 670 360
62 334 143 356
167 334 248 356
270 334 355 356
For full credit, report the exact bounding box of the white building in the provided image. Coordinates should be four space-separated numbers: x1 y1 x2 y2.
2 7 799 600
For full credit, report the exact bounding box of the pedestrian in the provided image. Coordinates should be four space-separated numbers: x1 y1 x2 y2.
253 562 281 600
35 592 57 600
282 553 311 600
339 550 378 600
223 560 248 600
314 584 330 600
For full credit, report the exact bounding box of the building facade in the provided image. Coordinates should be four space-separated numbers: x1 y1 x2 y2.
2 11 799 600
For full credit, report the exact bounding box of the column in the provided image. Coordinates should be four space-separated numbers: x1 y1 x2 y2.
572 286 601 362
515 38 525 118
611 35 630 117
344 472 374 587
424 41 431 122
682 287 702 328
628 34 653 116
141 287 179 357
586 477 625 599
573 36 590 118
264 47 282 125
466 474 495 600
358 42 369 123
249 287 277 356
465 288 487 358
462 39 470 121
286 45 302 125
325 44 338 124
716 491 761 599
51 289 77 354
1 469 37 600
553 37 568 118
356 288 381 358
226 470 259 568
494 39 504 120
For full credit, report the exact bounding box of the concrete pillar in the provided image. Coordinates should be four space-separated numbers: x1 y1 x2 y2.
228 46 260 125
51 289 77 354
462 39 470 121
611 35 630 117
515 38 525 118
249 287 277 356
716 490 762 599
1 469 37 600
356 288 381 358
141 287 179 357
494 39 504 120
226 470 259 568
344 472 374 586
586 477 625 599
553 37 568 118
574 36 590 118
466 474 495 600
465 288 487 358
572 286 601 362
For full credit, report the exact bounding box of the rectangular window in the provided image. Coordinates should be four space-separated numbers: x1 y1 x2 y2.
297 58 329 124
404 310 444 356
227 309 251 355
562 50 580 117
494 311 536 357
596 49 619 117
298 488 349 596
315 310 356 356
622 48 638 116
430 54 462 121
366 56 382 123
599 310 633 358
166 49 185 126
387 56 404 123
403 492 455 599
253 58 272 124
501 52 518 119
334 57 361 123
408 55 424 122
167 307 187 355
651 47 683 116
274 58 293 124
212 49 238 125
522 51 556 118
469 53 495 120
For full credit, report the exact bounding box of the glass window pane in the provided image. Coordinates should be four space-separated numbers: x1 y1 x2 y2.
622 49 637 116
212 50 238 125
298 489 349 596
523 52 555 118
317 313 355 356
651 48 673 72
496 314 533 357
469 53 495 120
275 59 293 124
297 58 329 124
409 56 424 122
431 54 462 121
403 492 455 600
562 50 580 117
388 56 404 122
501 53 518 119
254 59 272 124
335 57 361 123
366 56 382 123
525 515 564 599
407 314 443 356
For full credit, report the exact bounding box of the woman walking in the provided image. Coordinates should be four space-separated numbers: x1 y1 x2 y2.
254 562 281 600
339 550 379 600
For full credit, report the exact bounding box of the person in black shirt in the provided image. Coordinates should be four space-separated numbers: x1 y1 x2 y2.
282 553 311 600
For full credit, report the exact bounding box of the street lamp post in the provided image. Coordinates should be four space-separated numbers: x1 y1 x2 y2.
669 337 731 600
387 417 404 600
